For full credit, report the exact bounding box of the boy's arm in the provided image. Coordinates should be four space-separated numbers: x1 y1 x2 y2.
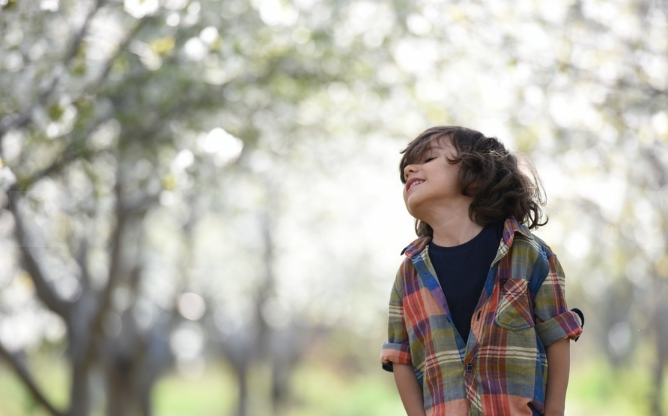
544 338 570 416
532 250 583 416
393 363 426 416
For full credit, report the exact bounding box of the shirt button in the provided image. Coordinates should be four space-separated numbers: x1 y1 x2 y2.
466 363 473 373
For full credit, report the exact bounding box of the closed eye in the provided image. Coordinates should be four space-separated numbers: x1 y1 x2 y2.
423 157 436 163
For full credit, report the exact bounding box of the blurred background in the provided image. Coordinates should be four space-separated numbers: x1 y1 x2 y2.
0 0 666 415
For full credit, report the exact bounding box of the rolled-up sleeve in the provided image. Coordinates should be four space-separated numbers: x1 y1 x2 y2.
380 270 411 372
533 252 583 347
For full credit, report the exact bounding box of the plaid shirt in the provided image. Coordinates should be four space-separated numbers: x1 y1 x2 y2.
381 217 583 416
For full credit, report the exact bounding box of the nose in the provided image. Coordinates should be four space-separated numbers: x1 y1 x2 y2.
404 164 418 181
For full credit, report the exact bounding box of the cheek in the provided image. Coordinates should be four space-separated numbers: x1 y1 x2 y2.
446 167 462 189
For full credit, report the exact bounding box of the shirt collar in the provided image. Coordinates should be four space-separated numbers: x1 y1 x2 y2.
400 235 431 257
401 216 532 258
500 216 532 247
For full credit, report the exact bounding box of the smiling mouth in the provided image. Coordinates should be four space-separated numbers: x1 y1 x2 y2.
407 180 424 192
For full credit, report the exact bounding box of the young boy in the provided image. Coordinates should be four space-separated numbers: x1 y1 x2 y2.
380 126 584 416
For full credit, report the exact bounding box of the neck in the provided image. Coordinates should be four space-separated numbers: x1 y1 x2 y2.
421 201 482 247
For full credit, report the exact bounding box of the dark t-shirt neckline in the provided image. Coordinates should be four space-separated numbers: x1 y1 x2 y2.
427 221 504 343
428 224 496 256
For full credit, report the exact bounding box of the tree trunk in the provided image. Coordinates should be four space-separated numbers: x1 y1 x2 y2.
139 386 152 416
271 360 290 415
236 367 249 416
649 300 668 416
103 357 149 416
66 360 91 416
105 368 130 416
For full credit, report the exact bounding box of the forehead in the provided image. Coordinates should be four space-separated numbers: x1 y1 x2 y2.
406 135 454 161
429 136 455 151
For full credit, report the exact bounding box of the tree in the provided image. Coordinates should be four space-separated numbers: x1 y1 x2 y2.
0 0 401 414
2 0 667 415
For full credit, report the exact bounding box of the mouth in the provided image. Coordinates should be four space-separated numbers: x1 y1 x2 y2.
405 178 425 193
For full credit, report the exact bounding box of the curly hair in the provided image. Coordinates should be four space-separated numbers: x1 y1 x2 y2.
399 126 547 237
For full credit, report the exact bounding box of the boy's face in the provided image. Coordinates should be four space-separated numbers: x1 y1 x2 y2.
402 136 463 219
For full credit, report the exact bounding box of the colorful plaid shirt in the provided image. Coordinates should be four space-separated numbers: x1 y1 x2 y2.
381 217 583 416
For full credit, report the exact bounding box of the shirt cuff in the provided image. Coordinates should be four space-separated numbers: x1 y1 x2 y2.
380 342 411 372
535 309 584 347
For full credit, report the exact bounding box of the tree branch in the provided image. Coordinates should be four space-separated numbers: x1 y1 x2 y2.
5 194 71 318
87 16 151 94
2 15 148 188
87 164 129 341
76 234 93 291
0 342 65 416
643 144 668 188
15 119 107 191
0 0 107 138
63 0 107 67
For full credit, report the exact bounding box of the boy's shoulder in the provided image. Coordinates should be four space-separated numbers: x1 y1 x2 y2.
399 235 431 258
501 216 555 258
511 226 555 261
393 236 431 286
505 224 560 293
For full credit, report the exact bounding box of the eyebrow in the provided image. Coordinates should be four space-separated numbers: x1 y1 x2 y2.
413 146 441 160
422 145 443 154
404 144 444 167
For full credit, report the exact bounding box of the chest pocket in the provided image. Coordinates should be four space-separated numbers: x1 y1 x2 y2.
494 278 534 330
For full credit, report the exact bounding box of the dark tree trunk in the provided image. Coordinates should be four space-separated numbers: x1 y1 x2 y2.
66 360 91 416
649 300 668 416
236 367 249 416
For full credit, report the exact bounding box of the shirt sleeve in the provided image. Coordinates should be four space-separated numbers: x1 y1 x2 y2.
380 266 412 372
533 250 583 347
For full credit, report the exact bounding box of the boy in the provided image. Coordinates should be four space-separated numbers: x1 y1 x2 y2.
380 126 584 416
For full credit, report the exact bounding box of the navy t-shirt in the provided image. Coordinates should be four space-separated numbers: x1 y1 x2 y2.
428 222 504 342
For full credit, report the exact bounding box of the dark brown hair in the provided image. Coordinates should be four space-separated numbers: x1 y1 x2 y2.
399 126 547 236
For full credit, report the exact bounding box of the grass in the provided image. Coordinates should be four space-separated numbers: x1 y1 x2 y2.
286 359 404 416
153 363 234 416
0 351 68 416
566 356 668 416
1 353 667 416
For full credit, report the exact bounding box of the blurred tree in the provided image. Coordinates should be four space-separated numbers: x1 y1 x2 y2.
1 0 667 415
0 1 245 415
0 0 401 415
